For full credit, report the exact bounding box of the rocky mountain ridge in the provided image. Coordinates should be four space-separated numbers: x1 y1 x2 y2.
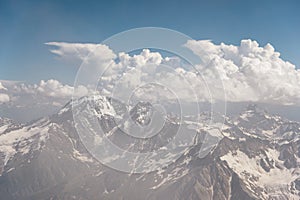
0 97 299 200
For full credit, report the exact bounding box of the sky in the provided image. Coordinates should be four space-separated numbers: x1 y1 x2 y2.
0 0 300 84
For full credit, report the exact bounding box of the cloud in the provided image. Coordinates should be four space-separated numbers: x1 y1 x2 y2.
36 79 89 98
45 42 116 63
0 82 7 91
46 42 118 84
0 79 94 122
0 93 9 104
30 79 90 99
185 39 300 105
0 79 91 106
46 40 300 105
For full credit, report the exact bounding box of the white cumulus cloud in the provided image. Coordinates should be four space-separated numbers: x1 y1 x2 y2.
46 40 300 105
36 79 89 98
45 42 116 63
0 79 91 107
0 82 7 91
0 93 9 104
46 42 117 84
0 80 93 122
185 39 300 105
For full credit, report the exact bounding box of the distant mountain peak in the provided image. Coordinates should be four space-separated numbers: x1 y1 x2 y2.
1 98 299 199
129 101 153 126
245 103 267 113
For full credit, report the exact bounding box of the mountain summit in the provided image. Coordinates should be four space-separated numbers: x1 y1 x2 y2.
0 97 299 200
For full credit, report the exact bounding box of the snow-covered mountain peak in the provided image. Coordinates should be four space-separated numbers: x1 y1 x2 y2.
0 101 299 199
129 101 154 126
58 95 118 117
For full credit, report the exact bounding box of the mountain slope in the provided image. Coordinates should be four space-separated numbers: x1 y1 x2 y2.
0 98 299 200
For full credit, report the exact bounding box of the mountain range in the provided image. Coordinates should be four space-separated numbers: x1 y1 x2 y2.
0 96 299 200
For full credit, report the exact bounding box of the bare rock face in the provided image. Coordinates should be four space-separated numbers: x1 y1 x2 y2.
0 98 299 200
130 102 153 126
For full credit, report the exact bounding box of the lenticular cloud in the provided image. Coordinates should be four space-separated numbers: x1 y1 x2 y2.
47 39 300 105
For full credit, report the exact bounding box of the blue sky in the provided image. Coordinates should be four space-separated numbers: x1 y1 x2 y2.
0 0 299 84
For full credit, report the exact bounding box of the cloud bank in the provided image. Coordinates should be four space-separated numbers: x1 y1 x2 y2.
0 79 90 106
2 39 298 122
0 82 7 91
185 39 300 105
46 40 300 105
0 94 10 104
0 79 95 121
0 82 9 104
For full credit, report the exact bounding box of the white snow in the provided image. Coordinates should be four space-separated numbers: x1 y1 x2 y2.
58 106 70 115
151 168 189 190
0 122 49 167
0 124 9 133
72 149 94 163
221 149 299 199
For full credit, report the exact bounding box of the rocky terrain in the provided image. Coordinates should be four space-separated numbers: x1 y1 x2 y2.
0 96 299 200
